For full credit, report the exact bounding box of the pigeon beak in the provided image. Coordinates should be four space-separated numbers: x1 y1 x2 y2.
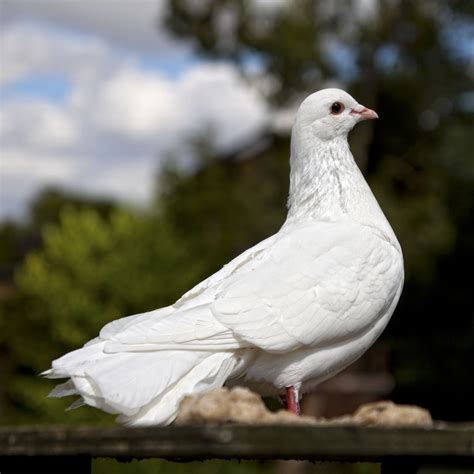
350 106 379 121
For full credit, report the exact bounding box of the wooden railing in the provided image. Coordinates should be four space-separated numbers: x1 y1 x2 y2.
1 423 473 473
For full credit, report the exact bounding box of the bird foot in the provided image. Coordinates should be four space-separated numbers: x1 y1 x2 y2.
285 385 301 416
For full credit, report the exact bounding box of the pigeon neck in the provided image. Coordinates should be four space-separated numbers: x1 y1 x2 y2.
286 134 392 233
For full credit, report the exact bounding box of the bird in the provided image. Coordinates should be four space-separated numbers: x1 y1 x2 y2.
43 88 404 425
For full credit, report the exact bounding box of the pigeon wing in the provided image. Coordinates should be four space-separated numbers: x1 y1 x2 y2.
103 221 402 355
102 234 278 352
211 221 403 353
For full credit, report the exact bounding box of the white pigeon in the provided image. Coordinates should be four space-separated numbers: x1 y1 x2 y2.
44 88 404 425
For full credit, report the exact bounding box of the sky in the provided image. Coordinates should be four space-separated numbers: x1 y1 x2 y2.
0 0 270 220
2 1 471 221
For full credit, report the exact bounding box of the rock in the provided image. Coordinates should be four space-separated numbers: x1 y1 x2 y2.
176 387 316 425
176 387 433 427
351 400 433 427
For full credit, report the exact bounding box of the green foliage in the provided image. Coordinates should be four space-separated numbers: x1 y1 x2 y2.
28 188 117 229
160 134 290 270
0 222 24 268
1 206 206 424
369 158 456 282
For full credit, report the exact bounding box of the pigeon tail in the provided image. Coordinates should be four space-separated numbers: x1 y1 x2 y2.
44 342 238 425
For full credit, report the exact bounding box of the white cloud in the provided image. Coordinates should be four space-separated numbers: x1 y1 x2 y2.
90 67 179 139
1 100 79 149
177 64 268 148
0 20 268 220
1 150 77 185
0 149 80 218
0 22 116 86
80 158 155 204
0 0 189 58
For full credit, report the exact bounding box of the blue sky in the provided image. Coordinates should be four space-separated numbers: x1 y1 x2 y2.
3 74 72 102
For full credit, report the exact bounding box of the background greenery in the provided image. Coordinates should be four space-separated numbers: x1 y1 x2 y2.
1 0 473 472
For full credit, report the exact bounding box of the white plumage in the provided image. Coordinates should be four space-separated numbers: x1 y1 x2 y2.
44 88 404 425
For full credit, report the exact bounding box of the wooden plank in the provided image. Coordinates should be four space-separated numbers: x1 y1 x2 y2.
0 424 473 463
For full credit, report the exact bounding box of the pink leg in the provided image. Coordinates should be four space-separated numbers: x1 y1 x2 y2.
286 385 301 416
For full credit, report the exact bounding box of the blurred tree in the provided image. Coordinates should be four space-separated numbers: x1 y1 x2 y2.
28 188 117 229
0 203 205 423
158 132 290 272
163 0 474 419
0 222 25 277
0 188 117 281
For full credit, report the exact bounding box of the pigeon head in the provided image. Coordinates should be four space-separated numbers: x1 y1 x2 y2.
294 88 378 141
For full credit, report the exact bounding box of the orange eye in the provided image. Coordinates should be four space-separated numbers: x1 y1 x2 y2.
330 102 344 115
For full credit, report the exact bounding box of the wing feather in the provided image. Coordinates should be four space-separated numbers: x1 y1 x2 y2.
97 221 402 357
211 221 403 352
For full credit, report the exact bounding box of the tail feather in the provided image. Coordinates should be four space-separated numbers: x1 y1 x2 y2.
118 351 237 426
44 342 239 424
48 380 78 398
43 305 245 425
84 351 203 415
46 343 107 378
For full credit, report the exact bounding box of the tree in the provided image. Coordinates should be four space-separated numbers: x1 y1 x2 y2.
0 205 207 423
163 0 474 419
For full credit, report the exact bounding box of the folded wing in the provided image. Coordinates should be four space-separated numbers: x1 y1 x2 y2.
211 221 403 352
109 221 402 355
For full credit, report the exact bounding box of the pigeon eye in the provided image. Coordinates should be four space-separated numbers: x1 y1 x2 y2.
330 102 344 115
